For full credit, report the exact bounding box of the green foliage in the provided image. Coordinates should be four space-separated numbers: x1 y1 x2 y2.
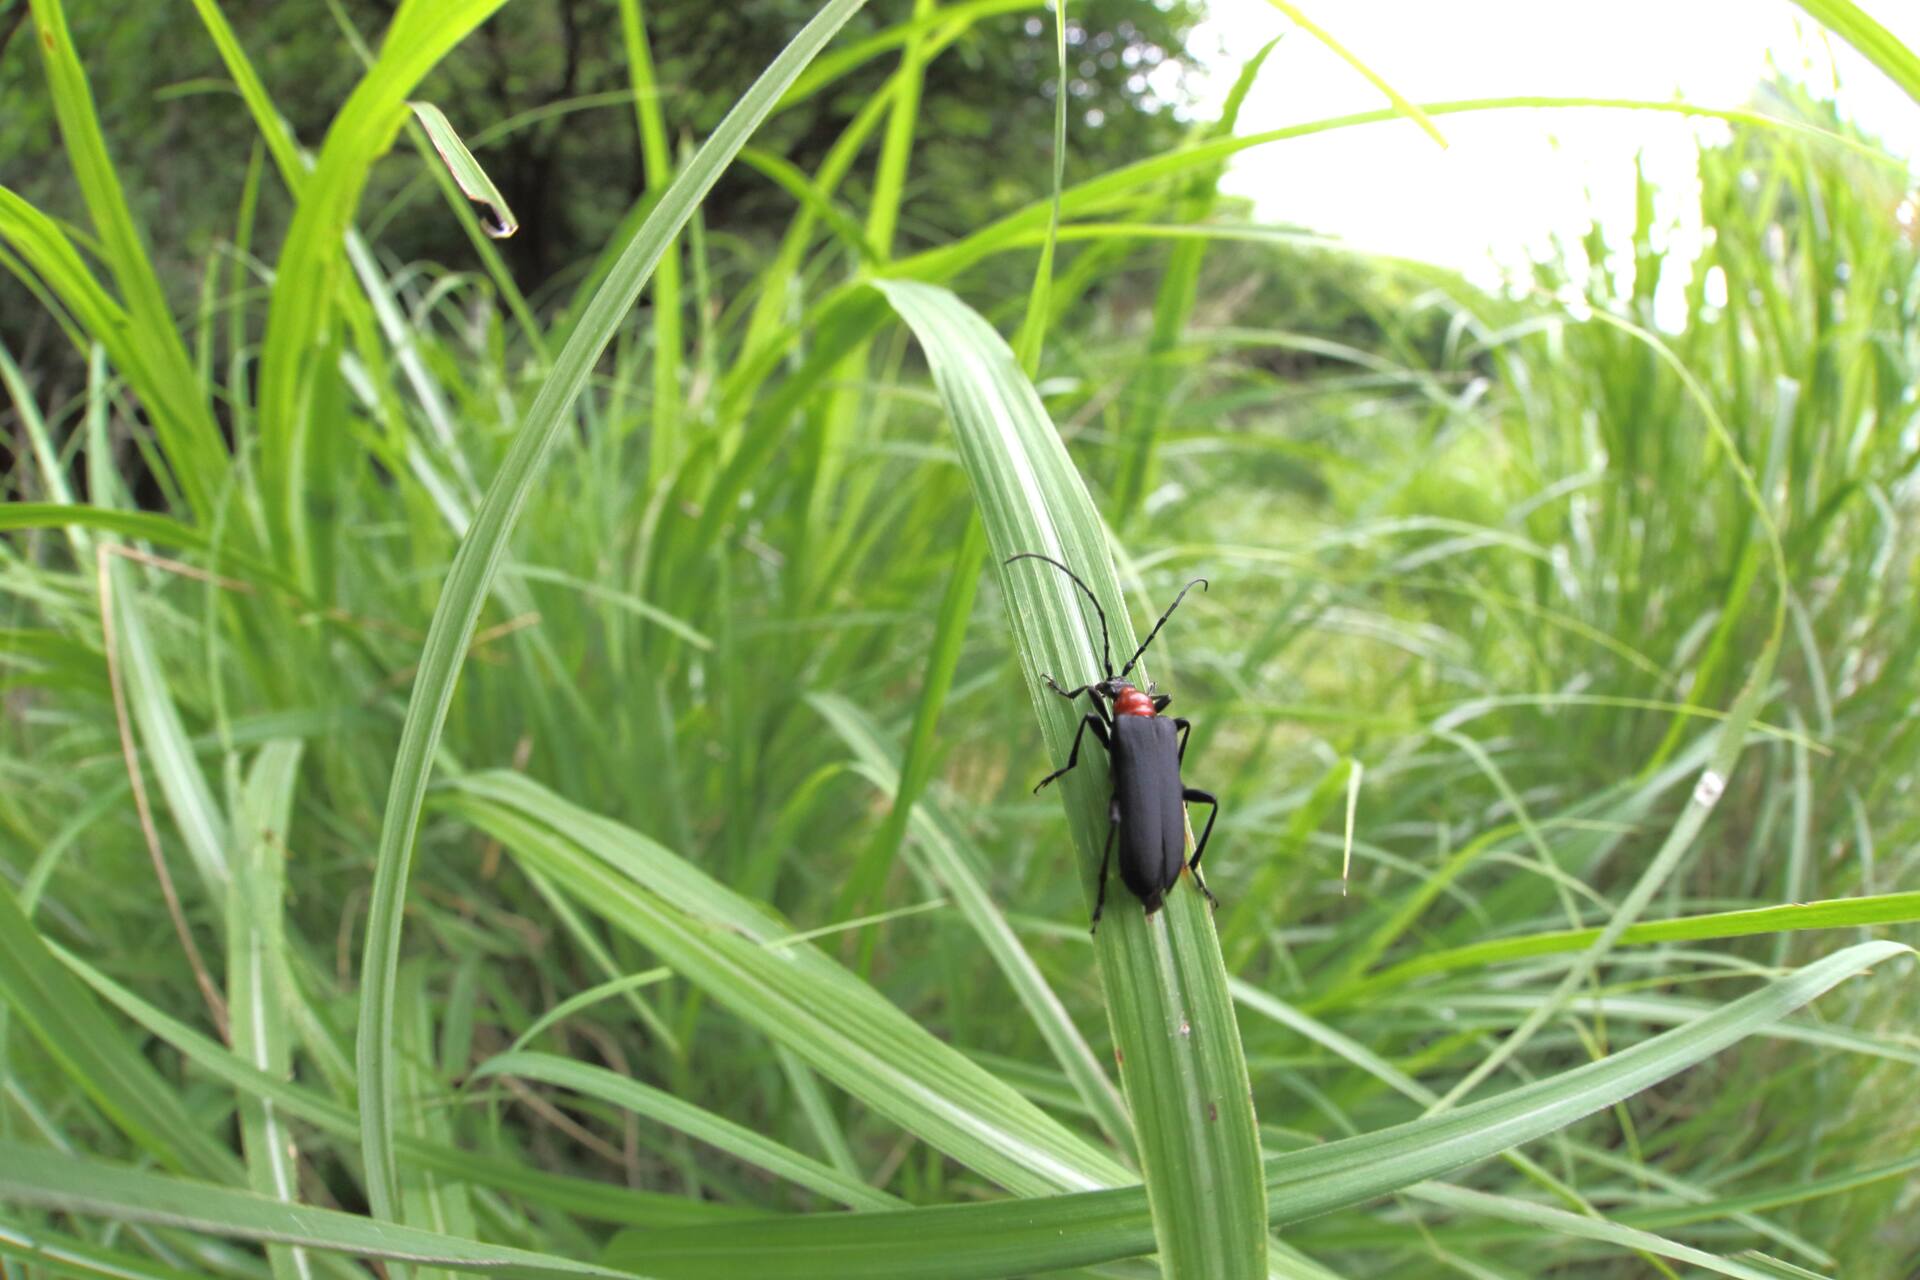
3 1 1920 1278
0 0 1197 281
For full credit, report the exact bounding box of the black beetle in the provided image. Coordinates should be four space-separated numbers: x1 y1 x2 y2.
1007 553 1218 931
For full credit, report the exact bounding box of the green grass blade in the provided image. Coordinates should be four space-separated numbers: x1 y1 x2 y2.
616 0 684 475
0 503 294 592
183 0 304 181
775 0 1034 110
394 965 477 1280
892 96 1895 286
1259 1 1447 146
0 1219 214 1280
47 941 745 1228
865 0 927 259
442 774 1129 1195
0 1143 639 1280
1113 36 1278 522
516 865 681 1055
833 521 985 922
353 0 872 1220
105 554 230 895
605 940 1907 1279
811 692 1134 1148
872 278 1267 1278
1624 1152 1920 1231
469 1052 900 1211
1009 0 1067 372
256 0 509 580
1418 989 1920 1065
24 0 229 518
1407 1183 1781 1280
0 344 78 513
1791 0 1920 105
0 885 237 1181
227 741 312 1280
406 102 518 238
1352 891 1920 995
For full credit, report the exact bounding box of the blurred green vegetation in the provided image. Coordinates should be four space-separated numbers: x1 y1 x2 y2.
2 1 1918 1277
0 0 1197 286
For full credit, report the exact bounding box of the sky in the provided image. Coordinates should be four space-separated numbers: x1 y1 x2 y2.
1183 1 1920 289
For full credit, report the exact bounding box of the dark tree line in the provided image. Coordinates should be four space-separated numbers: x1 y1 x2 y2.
0 0 1200 290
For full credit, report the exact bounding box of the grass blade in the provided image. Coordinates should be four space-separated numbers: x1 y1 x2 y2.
0 884 237 1181
1350 891 1920 996
1259 1 1447 146
23 0 229 518
1791 1 1920 105
811 692 1134 1147
48 940 747 1228
104 554 230 896
607 940 1906 1278
0 1143 638 1280
353 0 873 1219
873 278 1268 1278
407 102 517 238
442 773 1130 1195
468 1052 900 1211
256 0 508 580
1408 1183 1782 1279
835 521 985 929
226 741 311 1280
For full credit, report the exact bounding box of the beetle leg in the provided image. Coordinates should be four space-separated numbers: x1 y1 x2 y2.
1033 713 1111 793
1041 677 1113 727
1151 693 1173 714
1182 786 1220 909
1041 675 1096 701
1172 716 1191 763
1089 797 1120 934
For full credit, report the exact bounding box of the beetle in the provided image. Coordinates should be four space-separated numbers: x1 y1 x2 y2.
1006 552 1219 931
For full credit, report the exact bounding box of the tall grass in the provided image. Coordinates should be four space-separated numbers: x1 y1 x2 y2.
3 1 1918 1278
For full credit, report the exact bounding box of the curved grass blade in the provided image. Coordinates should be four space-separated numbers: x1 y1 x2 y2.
407 102 517 238
256 0 508 579
0 505 294 596
1791 0 1920 105
1407 1183 1782 1280
810 692 1133 1148
468 1052 900 1211
1009 0 1067 371
0 1219 210 1280
872 278 1267 1278
602 940 1906 1278
48 938 749 1228
0 1143 639 1280
353 0 872 1220
104 552 230 896
0 883 238 1182
615 0 684 476
442 774 1130 1196
1258 1 1447 146
1350 891 1920 997
890 97 1897 287
23 0 228 519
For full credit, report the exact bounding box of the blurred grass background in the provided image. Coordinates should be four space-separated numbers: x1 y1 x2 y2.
2 0 1918 1276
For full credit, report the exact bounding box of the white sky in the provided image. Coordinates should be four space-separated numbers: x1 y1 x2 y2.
1187 1 1920 287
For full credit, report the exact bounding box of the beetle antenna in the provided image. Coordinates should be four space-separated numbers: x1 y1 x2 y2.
1120 578 1207 678
1005 553 1113 679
